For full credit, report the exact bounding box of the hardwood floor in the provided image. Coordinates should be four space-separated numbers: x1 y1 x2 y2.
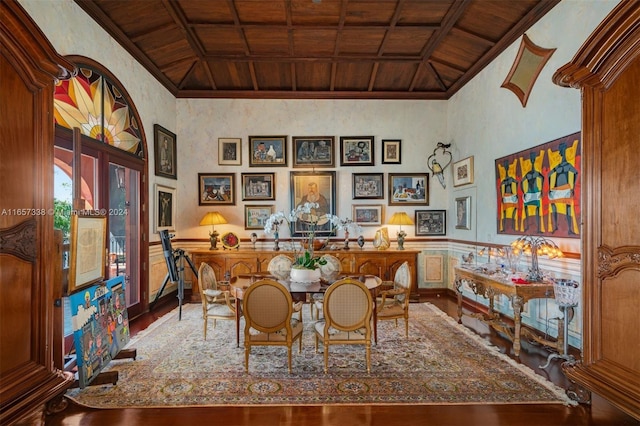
45 294 638 426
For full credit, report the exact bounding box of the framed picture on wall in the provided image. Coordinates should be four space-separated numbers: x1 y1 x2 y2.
241 173 275 200
455 196 471 230
68 214 107 293
352 204 384 226
198 173 235 205
453 156 474 187
292 136 335 167
381 139 401 164
339 136 374 166
249 135 287 167
218 137 241 166
415 210 446 236
290 171 336 237
155 184 176 233
388 173 429 205
154 124 177 179
353 173 384 199
244 205 275 230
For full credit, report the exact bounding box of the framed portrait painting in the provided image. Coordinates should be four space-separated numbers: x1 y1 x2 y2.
68 214 107 293
245 205 275 230
453 156 474 187
415 210 446 236
339 136 374 166
218 137 241 166
388 173 429 205
198 173 235 205
292 136 335 167
352 173 384 199
154 124 177 179
290 171 336 237
352 204 384 226
381 139 401 164
155 184 177 233
249 135 287 167
455 196 471 230
241 173 275 200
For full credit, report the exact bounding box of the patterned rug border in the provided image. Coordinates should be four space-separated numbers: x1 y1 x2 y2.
67 302 576 408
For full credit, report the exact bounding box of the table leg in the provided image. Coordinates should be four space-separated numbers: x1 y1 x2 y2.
373 296 378 345
235 297 240 348
511 295 524 357
454 277 463 323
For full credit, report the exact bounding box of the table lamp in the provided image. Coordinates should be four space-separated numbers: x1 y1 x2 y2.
510 235 563 282
199 211 227 250
388 212 414 250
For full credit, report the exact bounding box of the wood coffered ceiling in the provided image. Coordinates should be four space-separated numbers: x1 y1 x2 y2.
74 0 560 100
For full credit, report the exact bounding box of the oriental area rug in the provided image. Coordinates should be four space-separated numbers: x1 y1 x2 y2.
66 302 574 408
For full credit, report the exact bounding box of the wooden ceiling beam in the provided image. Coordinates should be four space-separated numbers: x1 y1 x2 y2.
177 89 449 100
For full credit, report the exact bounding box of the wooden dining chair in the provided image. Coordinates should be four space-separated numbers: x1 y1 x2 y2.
243 278 303 374
267 254 293 280
198 262 237 341
314 278 373 373
311 254 342 320
376 261 411 338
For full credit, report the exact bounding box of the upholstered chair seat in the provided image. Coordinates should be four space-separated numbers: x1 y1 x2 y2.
376 261 411 338
198 262 237 341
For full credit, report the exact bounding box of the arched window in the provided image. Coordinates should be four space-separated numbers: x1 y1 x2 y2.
54 62 144 156
53 57 148 331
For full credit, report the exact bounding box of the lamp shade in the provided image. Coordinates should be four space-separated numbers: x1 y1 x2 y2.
199 211 228 226
388 212 414 226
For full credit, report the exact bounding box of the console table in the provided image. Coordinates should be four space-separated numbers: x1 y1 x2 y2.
187 248 418 303
454 266 564 357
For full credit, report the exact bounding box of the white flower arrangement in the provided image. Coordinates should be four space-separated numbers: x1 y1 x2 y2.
264 202 362 269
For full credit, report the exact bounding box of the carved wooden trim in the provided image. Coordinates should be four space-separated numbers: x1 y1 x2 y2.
0 218 37 262
598 245 640 279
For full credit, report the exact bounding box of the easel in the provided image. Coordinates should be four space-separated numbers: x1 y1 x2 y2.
150 230 197 320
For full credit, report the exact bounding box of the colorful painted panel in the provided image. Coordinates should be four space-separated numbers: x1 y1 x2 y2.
69 276 130 388
54 65 142 156
495 132 581 238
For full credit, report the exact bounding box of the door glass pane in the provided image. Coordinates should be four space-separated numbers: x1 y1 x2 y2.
109 163 140 307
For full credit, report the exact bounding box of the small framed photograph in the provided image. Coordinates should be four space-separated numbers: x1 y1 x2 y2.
245 205 275 230
290 171 336 237
198 173 235 205
339 136 374 166
455 196 471 230
155 184 177 233
241 173 275 200
249 135 287 167
352 204 384 226
415 210 446 236
154 124 177 179
353 173 384 199
389 173 429 205
453 156 474 187
292 136 335 168
218 137 241 166
68 214 107 293
382 139 401 164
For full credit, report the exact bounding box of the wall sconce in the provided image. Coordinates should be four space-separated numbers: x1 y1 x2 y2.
510 235 563 282
427 142 452 188
199 211 228 250
388 212 414 250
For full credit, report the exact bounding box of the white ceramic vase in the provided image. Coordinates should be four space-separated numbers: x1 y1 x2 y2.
289 268 321 283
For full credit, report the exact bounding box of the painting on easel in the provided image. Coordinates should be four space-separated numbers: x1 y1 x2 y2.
69 276 130 388
495 132 581 238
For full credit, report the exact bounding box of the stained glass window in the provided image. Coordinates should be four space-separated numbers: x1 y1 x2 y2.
54 64 144 157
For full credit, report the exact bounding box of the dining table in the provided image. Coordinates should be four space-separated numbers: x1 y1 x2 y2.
227 273 383 348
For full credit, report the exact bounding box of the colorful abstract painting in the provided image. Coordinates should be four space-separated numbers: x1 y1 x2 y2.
69 276 130 388
495 132 581 238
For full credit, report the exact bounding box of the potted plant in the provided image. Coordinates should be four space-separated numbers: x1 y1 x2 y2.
264 202 361 282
